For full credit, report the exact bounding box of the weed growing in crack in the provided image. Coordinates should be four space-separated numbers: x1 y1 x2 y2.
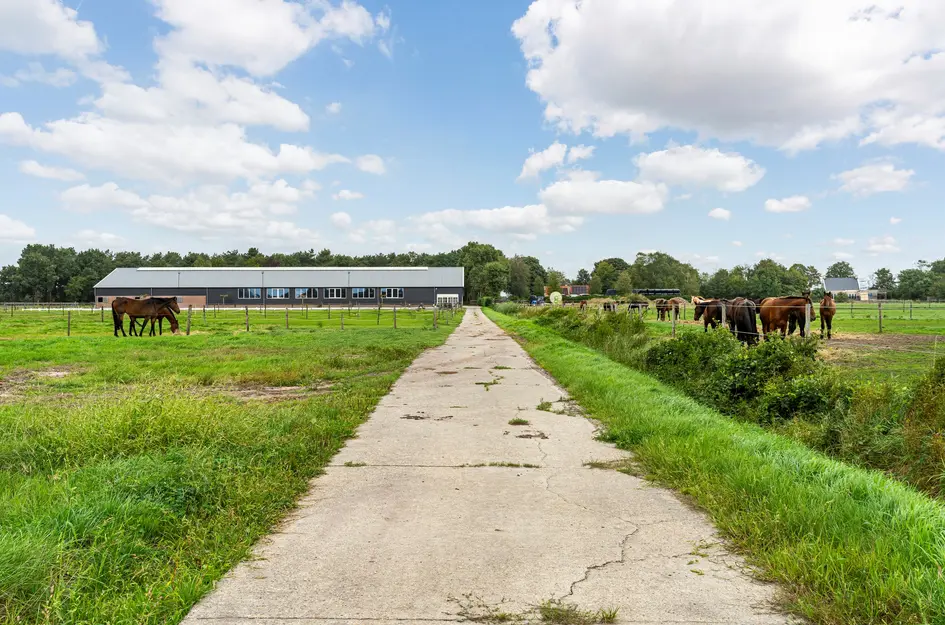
493 365 512 370
476 376 503 391
509 418 530 426
343 461 367 467
538 600 619 624
451 594 618 625
537 400 554 412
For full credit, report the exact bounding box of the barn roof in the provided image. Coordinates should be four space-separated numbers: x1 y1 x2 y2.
94 266 465 290
824 277 860 292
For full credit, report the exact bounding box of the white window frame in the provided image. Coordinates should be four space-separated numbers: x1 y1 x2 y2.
238 288 261 300
266 287 289 300
295 287 317 299
380 287 403 299
325 287 347 299
352 287 376 299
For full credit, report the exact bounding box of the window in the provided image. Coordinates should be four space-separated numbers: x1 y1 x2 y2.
266 288 289 299
295 288 317 299
380 287 403 299
325 288 347 299
352 287 376 299
238 288 261 299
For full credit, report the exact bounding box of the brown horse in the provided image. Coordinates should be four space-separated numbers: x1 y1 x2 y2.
112 296 180 337
653 298 669 321
760 295 816 338
820 292 836 339
667 297 687 320
694 298 727 331
627 301 649 316
133 305 181 336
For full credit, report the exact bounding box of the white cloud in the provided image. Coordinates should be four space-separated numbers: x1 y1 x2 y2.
835 162 915 197
764 196 811 213
832 251 855 260
634 145 765 192
731 241 742 247
355 154 386 174
332 189 364 200
0 0 102 61
708 207 731 221
518 141 568 180
330 211 352 228
409 203 583 247
566 144 595 163
540 178 668 215
890 217 902 225
1 62 76 88
834 238 855 246
865 236 900 254
346 218 397 245
0 214 36 242
511 1 945 152
76 230 125 247
60 182 150 212
326 101 342 114
19 160 85 181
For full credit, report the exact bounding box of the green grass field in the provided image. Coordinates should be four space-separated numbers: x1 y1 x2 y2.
0 309 463 624
484 308 945 625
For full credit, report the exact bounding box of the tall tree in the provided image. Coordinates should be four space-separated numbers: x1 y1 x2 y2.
628 252 700 297
508 257 530 299
614 270 633 295
545 269 566 293
871 268 896 292
825 261 856 279
575 268 590 284
591 261 617 292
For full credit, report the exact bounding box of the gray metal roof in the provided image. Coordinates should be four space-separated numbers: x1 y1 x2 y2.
824 277 860 292
94 267 464 290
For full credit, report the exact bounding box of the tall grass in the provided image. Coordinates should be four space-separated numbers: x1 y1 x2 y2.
0 315 462 624
484 308 945 625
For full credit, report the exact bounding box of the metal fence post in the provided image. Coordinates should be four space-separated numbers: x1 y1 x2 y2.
878 301 883 333
245 306 249 332
67 310 71 336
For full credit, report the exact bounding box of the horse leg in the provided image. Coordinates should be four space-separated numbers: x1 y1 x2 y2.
827 316 832 340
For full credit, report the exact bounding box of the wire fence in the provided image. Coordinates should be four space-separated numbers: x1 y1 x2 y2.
0 303 462 338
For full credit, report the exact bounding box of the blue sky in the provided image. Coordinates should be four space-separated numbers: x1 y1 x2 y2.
1 1 944 282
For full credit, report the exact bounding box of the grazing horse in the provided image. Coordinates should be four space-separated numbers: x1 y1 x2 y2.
653 298 669 321
602 301 618 313
760 295 816 338
579 300 587 313
820 292 836 339
627 301 649 316
726 298 759 345
666 297 687 320
133 305 181 336
694 298 728 331
111 296 180 337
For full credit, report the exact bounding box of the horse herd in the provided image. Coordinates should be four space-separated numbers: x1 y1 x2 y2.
578 292 838 345
110 296 181 337
690 292 837 345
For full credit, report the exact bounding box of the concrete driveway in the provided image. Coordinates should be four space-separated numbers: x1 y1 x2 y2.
182 308 796 624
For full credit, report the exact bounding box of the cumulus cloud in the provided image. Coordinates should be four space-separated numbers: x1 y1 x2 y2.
511 1 945 152
834 238 855 246
330 211 352 228
355 154 386 174
326 101 342 114
764 196 811 213
332 189 364 200
76 230 125 247
731 241 742 247
19 160 85 181
566 144 595 163
634 145 765 192
0 214 36 242
708 208 731 221
890 217 902 225
865 236 900 254
0 0 102 61
1 62 76 88
832 251 855 260
539 178 668 215
410 204 583 246
835 162 915 197
518 141 568 180
60 182 150 212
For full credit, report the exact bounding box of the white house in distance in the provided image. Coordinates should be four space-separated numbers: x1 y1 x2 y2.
823 277 883 301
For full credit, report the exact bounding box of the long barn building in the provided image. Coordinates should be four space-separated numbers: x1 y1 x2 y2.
93 267 464 308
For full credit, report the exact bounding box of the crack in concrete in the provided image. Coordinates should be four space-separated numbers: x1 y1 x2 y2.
561 529 639 602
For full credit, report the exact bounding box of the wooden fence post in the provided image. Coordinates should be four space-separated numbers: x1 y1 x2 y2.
245 306 249 332
203 306 206 322
910 300 913 321
100 307 104 323
328 304 331 319
67 310 71 336
186 306 192 336
804 303 811 337
878 301 883 333
341 312 344 330
672 307 677 338
393 307 397 329
285 308 289 329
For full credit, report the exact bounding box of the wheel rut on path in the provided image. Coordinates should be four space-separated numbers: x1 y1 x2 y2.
182 308 799 625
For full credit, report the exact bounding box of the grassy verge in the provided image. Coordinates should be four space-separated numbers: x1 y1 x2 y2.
0 312 463 624
484 308 945 625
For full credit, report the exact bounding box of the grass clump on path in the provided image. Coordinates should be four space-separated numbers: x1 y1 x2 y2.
484 308 945 625
0 314 462 624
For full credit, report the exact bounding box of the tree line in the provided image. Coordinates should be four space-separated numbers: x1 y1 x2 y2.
1 242 943 302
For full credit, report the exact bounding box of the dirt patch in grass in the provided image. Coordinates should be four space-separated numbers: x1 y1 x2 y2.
222 383 334 402
0 367 80 402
